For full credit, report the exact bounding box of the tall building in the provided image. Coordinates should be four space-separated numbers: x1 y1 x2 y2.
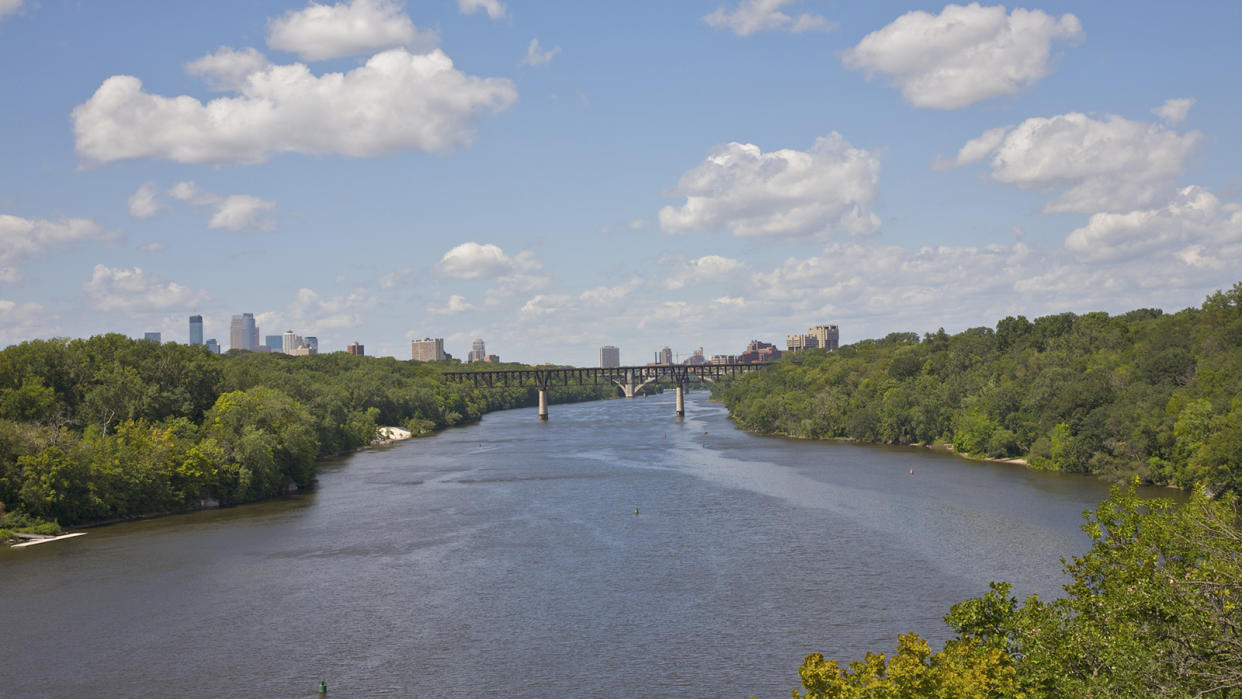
347 342 364 356
143 331 161 343
600 345 620 368
412 337 445 362
282 329 301 354
787 324 840 352
655 346 673 365
188 315 203 345
682 347 707 365
304 337 318 354
205 338 220 354
468 338 487 363
230 313 257 352
265 335 284 353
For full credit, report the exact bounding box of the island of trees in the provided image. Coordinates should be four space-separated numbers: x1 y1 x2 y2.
0 339 613 537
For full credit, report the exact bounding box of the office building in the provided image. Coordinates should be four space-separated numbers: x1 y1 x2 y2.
787 324 840 352
188 315 203 345
205 338 220 354
599 345 620 368
739 340 781 364
304 337 318 354
230 313 257 352
143 331 161 343
682 347 707 365
347 342 364 356
282 329 301 354
412 337 445 362
265 335 284 353
655 346 673 365
468 338 487 363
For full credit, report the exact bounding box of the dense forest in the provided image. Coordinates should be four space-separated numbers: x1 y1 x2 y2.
718 283 1242 496
0 337 614 535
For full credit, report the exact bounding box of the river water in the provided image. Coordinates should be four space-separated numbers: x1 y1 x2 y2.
1 393 1164 697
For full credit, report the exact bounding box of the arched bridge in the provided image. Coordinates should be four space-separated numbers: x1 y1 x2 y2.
441 363 768 420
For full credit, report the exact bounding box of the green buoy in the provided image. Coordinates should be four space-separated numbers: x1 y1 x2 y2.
319 680 328 694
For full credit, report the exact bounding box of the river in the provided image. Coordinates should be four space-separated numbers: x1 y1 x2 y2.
0 392 1167 697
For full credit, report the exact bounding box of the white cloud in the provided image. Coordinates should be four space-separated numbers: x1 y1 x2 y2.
522 39 560 66
138 242 166 253
286 287 378 329
184 47 273 92
659 133 881 239
438 242 542 280
428 294 477 315
949 112 1201 213
0 299 54 346
665 255 745 289
128 182 162 219
0 214 113 281
266 0 436 61
169 182 276 232
459 0 506 20
1153 97 1194 125
627 218 650 230
0 0 22 23
703 0 835 37
843 4 1083 109
73 49 518 165
83 265 209 312
378 266 411 289
579 278 641 306
519 294 571 317
1064 186 1242 263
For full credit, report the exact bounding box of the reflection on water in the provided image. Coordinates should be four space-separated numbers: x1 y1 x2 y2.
0 392 1166 697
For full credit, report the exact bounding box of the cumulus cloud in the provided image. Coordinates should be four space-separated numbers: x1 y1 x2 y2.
522 39 560 66
128 182 162 219
378 266 411 289
948 112 1201 213
438 242 542 280
665 255 745 289
843 4 1083 109
0 214 113 281
83 265 209 312
184 47 273 92
579 278 641 306
1153 97 1194 125
703 0 835 36
428 294 477 315
73 49 518 165
459 0 506 20
285 287 378 329
519 294 572 317
169 181 276 231
1064 186 1242 263
0 299 54 346
267 0 436 61
659 133 881 239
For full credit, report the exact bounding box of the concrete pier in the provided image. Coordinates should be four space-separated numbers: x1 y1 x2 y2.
675 383 684 418
538 388 549 421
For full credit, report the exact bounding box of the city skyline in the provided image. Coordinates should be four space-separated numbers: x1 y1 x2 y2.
2 2 1241 366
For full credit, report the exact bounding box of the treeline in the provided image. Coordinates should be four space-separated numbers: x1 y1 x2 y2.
0 336 614 531
793 486 1242 697
717 283 1242 495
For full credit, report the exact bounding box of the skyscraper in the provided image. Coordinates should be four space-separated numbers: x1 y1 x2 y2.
230 313 256 351
468 338 486 363
205 338 220 354
188 315 203 345
656 346 673 365
265 335 283 353
143 331 161 343
282 329 300 354
600 345 620 368
347 342 364 356
411 337 445 362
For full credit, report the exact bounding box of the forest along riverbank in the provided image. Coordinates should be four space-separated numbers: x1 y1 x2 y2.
0 393 1167 697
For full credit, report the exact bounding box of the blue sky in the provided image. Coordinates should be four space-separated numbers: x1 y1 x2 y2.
2 1 1240 364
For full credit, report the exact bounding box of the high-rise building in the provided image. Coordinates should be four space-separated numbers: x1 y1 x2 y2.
265 335 283 353
282 329 301 354
468 338 486 363
655 346 673 365
143 331 161 343
787 324 840 352
205 338 220 354
347 342 364 356
600 345 620 368
189 315 203 345
412 337 445 362
230 313 257 351
304 337 318 354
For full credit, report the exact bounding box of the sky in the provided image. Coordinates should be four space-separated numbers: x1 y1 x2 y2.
2 0 1241 365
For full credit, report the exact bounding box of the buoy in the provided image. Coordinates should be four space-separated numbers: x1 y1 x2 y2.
319 680 328 694
909 468 914 475
634 508 639 515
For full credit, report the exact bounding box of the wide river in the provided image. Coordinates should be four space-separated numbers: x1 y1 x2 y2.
1 393 1171 697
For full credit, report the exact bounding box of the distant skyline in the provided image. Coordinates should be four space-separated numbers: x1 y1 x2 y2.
2 1 1241 365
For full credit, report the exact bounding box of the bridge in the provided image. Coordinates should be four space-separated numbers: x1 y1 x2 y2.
441 363 768 420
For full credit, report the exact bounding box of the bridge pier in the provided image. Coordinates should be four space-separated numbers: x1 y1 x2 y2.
538 387 548 421
674 381 684 418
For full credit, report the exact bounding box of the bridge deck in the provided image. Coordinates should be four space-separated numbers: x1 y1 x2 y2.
441 363 767 388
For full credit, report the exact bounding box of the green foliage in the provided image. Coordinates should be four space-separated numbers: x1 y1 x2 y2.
804 486 1242 697
718 284 1242 492
0 337 618 526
